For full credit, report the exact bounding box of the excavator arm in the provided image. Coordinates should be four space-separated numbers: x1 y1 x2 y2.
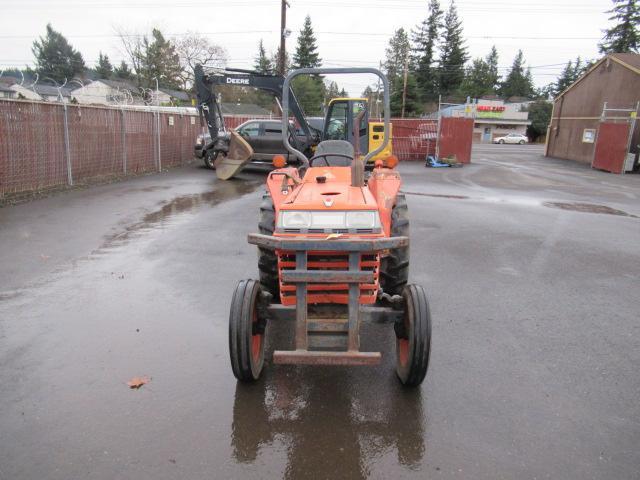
194 65 321 179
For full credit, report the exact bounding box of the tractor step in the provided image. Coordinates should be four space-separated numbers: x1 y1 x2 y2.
273 350 381 366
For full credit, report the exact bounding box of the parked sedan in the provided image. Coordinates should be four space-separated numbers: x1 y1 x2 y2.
493 133 529 145
195 119 323 169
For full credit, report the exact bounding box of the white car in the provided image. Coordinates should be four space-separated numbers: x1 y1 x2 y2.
493 133 528 145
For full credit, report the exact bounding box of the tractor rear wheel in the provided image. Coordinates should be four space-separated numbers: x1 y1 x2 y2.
380 193 409 296
258 194 280 299
229 279 266 382
395 284 431 387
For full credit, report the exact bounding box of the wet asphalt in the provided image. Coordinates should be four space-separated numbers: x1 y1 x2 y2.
1 146 639 480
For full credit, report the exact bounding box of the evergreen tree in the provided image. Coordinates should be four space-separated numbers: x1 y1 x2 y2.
271 46 291 74
384 28 411 85
250 40 275 109
390 72 421 117
461 47 499 98
486 45 500 90
253 39 273 74
553 56 589 96
536 83 555 100
325 80 341 100
500 50 535 98
554 59 575 95
96 52 113 79
114 60 133 80
599 0 640 53
32 24 85 83
292 76 325 115
293 15 322 68
460 57 492 98
438 0 468 97
411 0 443 101
291 15 323 113
139 28 182 89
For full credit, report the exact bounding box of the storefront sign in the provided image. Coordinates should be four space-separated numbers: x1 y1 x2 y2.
476 105 506 118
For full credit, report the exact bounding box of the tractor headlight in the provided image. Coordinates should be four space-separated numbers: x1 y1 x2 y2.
279 210 380 229
280 211 312 228
345 211 378 228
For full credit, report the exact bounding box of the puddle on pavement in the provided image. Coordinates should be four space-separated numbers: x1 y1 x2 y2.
136 185 172 192
543 202 638 218
401 191 469 200
101 178 262 250
403 191 637 218
229 323 426 477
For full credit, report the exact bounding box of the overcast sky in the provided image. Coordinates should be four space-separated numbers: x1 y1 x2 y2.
0 0 614 95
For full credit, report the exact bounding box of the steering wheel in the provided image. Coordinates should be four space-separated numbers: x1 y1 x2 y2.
309 153 354 167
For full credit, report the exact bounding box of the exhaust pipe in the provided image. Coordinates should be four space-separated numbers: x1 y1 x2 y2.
351 109 366 187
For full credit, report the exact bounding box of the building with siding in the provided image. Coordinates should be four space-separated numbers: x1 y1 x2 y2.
33 85 72 102
545 53 640 166
71 79 142 105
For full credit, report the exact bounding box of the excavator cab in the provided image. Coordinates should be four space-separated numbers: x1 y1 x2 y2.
324 98 392 164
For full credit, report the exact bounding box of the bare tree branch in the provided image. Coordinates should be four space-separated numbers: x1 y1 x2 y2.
174 32 227 89
113 25 145 83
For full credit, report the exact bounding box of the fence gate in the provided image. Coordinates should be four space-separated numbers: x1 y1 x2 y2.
438 117 474 164
592 102 639 174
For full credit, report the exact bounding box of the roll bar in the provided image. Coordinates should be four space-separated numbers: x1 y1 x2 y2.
281 67 390 168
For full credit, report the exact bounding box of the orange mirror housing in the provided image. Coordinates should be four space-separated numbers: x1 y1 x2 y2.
273 155 287 169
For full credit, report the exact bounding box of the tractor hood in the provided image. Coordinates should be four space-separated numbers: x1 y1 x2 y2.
283 167 377 210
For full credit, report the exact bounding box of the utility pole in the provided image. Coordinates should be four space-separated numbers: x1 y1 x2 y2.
401 55 409 118
279 0 289 75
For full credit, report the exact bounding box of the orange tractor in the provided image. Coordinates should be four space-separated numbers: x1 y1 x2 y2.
228 67 431 386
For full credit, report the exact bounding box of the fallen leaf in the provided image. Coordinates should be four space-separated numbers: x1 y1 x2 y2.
325 233 343 240
127 376 150 389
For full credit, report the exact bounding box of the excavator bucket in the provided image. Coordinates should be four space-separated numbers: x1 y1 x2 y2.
216 131 254 180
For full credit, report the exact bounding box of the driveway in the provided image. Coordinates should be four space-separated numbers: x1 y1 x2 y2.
1 149 639 479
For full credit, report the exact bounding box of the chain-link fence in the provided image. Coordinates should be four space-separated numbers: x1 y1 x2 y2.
1 99 472 197
0 99 202 196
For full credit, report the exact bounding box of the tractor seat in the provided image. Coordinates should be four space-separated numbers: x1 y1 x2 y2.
310 140 354 167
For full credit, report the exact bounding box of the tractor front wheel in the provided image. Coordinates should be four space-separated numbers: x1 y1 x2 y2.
395 284 431 387
258 194 280 299
380 193 409 296
229 279 266 382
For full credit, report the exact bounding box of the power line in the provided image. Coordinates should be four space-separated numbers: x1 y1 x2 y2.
0 30 602 41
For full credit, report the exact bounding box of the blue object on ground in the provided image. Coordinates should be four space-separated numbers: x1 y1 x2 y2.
425 155 451 168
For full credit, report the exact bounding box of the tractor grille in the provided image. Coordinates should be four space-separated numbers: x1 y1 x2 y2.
278 251 380 305
277 227 381 234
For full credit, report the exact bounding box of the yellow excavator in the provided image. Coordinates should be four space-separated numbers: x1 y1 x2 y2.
194 65 393 180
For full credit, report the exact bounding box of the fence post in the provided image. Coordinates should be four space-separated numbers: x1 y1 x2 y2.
156 109 162 171
62 103 73 186
435 94 442 160
120 109 127 175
